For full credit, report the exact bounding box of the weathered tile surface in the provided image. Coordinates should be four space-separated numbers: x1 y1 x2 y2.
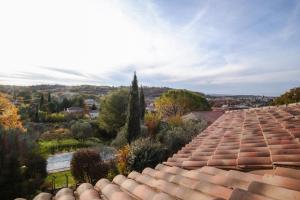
27 103 300 200
165 103 300 169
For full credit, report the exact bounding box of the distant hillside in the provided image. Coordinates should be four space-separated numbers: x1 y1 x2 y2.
0 85 173 100
272 87 300 105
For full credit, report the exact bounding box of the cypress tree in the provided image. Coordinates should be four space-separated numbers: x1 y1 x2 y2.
140 86 146 120
39 93 44 108
35 105 39 122
126 72 141 143
47 92 51 103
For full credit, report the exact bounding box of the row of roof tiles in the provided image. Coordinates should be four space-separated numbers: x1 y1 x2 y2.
164 103 300 169
28 164 300 200
20 103 300 200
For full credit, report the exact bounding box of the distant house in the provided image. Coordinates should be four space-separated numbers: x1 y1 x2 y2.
66 107 83 113
146 103 156 112
89 110 99 119
84 99 100 109
84 99 95 106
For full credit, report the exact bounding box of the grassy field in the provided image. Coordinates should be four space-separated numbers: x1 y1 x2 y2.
39 137 103 156
46 170 76 189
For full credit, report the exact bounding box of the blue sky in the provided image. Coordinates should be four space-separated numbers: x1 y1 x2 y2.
0 0 299 96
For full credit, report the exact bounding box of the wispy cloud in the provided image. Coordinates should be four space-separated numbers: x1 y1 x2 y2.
0 0 299 95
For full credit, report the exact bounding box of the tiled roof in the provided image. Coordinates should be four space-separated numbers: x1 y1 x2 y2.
27 103 300 200
165 103 300 169
32 164 300 200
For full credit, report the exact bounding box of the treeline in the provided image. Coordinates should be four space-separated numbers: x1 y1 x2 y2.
0 84 173 100
272 87 300 105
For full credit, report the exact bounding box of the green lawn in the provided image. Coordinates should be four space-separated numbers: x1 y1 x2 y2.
39 137 103 156
46 170 76 189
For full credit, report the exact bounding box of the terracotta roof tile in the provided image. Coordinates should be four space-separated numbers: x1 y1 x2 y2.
55 188 75 200
229 188 275 200
262 174 300 191
165 104 300 169
28 104 300 200
248 181 300 200
95 179 133 200
32 193 52 200
79 189 101 200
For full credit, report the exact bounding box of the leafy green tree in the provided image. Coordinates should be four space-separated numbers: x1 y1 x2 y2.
48 101 58 113
140 86 146 121
0 128 23 199
71 149 108 184
155 89 211 117
0 127 47 199
72 96 84 107
126 73 141 143
99 89 129 135
18 104 30 121
60 97 71 111
272 87 300 105
71 121 92 140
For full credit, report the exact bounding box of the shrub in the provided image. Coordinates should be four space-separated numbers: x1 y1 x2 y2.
70 121 92 140
111 126 128 148
166 115 183 127
127 138 167 172
105 160 119 181
40 128 72 140
47 113 66 122
144 112 161 137
89 119 111 140
158 120 207 156
116 145 130 175
70 149 108 184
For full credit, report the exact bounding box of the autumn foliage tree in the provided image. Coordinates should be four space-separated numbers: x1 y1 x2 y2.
155 89 211 118
116 145 130 175
144 112 161 138
0 93 24 130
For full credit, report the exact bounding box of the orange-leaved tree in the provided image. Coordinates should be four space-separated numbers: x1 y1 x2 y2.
116 145 130 175
0 93 24 130
144 112 161 137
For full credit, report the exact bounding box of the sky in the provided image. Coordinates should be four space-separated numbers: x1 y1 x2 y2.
0 0 299 96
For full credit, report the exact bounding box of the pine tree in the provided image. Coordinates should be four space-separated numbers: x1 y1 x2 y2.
140 86 146 121
126 72 141 143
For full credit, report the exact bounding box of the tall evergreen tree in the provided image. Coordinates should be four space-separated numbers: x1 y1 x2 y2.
140 86 146 120
47 92 51 103
126 72 141 143
39 93 44 108
35 105 39 122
